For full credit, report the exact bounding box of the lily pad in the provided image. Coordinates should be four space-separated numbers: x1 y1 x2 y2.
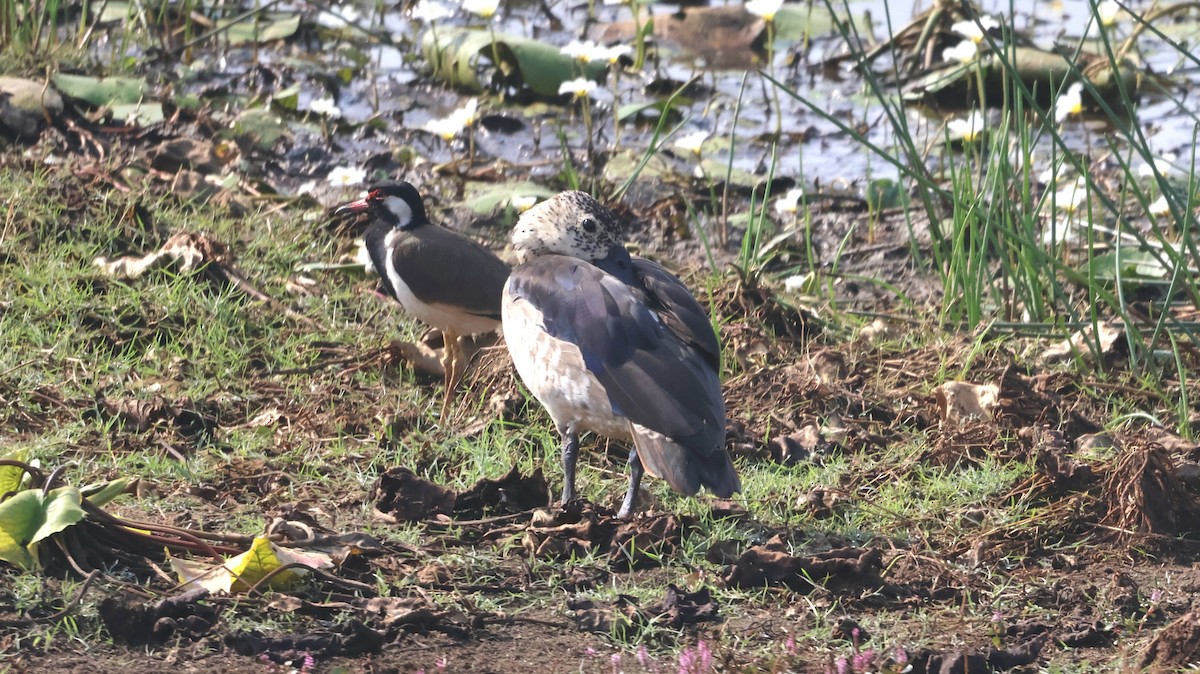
421 27 606 99
463 181 557 214
231 107 292 149
110 101 164 125
617 99 684 126
904 46 1141 110
221 13 301 45
1087 249 1174 283
52 73 148 108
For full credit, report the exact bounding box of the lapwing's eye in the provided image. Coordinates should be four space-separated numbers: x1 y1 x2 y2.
581 218 597 233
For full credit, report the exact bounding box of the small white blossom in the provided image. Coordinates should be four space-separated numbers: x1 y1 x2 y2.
947 110 987 143
327 166 366 187
745 0 784 21
950 15 998 43
561 40 609 63
774 187 805 215
315 4 362 28
509 195 540 212
308 96 341 118
454 98 480 126
462 0 500 19
673 130 710 155
1098 0 1122 26
1148 195 1171 216
558 77 598 98
411 0 453 22
1053 176 1090 214
422 98 479 140
1137 153 1176 179
782 273 813 292
602 44 634 63
1053 82 1084 123
942 40 978 63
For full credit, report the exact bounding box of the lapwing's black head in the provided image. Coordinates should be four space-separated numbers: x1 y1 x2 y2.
511 191 624 264
335 180 428 229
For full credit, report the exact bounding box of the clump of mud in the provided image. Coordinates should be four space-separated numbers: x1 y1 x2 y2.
1102 442 1200 542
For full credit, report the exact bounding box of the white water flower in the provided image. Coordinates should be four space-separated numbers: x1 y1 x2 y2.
950 15 999 43
1053 82 1084 123
942 40 978 63
509 195 540 212
1098 0 1122 26
1052 176 1090 214
424 116 465 140
308 96 341 118
745 0 784 21
462 0 500 19
558 77 598 98
454 97 479 126
1148 195 1171 216
422 98 479 140
602 44 634 63
561 40 609 63
327 166 366 187
947 110 987 143
774 187 805 215
673 130 710 155
1137 153 1177 179
411 0 453 22
315 4 363 28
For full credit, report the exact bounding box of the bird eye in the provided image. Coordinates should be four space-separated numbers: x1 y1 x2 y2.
581 218 597 233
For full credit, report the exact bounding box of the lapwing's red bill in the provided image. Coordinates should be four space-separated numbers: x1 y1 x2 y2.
334 189 380 215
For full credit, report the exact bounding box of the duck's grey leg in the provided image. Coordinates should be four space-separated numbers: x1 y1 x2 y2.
617 446 644 518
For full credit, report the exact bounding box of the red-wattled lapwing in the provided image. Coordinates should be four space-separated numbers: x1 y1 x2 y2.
337 181 511 419
501 191 740 517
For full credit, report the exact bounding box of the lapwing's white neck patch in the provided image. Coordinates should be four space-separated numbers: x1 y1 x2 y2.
383 195 415 228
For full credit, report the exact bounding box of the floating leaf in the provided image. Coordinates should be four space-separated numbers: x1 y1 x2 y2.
903 46 1140 110
0 487 85 571
1087 249 1173 283
222 14 301 45
52 73 149 108
617 99 684 126
463 181 556 214
421 27 605 99
109 101 164 125
231 107 292 149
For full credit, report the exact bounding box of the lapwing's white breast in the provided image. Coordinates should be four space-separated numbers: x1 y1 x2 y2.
383 229 499 335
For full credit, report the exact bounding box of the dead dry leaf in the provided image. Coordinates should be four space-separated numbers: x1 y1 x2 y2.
935 381 1000 423
94 232 227 278
1040 320 1124 363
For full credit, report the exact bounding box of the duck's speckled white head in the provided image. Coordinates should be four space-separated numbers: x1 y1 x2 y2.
511 191 624 264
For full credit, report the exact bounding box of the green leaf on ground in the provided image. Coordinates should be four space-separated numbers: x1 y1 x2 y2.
0 487 85 571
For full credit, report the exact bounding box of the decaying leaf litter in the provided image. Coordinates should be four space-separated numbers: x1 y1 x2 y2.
2 0 1200 671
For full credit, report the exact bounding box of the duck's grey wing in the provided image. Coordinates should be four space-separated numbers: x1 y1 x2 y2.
630 258 721 371
508 255 737 496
